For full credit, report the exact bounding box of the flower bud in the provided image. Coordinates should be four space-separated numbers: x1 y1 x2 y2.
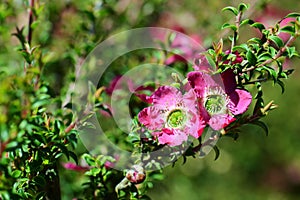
125 165 146 184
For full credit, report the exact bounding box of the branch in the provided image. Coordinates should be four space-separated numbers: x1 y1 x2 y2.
242 35 297 72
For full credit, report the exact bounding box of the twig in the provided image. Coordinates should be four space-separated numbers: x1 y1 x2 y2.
231 11 242 51
28 0 35 45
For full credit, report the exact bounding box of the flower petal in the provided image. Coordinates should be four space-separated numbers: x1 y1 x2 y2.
221 69 237 94
208 114 235 130
187 71 218 98
154 128 188 146
151 86 182 109
185 113 206 138
228 89 252 115
138 107 165 130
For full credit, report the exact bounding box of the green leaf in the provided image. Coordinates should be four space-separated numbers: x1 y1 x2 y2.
257 52 272 62
246 50 257 65
277 79 285 94
11 170 22 178
56 143 69 160
262 66 277 82
285 12 300 18
221 23 237 31
69 151 78 165
222 6 238 16
204 53 217 71
280 26 295 35
82 153 96 166
238 3 249 12
269 35 284 48
213 146 220 160
251 121 269 136
232 44 249 52
240 19 254 26
247 37 262 44
32 99 50 109
286 46 299 58
251 22 266 31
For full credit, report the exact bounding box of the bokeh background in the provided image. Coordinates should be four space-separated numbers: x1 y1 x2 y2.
1 0 300 199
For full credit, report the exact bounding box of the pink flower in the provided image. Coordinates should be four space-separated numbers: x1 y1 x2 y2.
138 86 205 146
187 71 252 130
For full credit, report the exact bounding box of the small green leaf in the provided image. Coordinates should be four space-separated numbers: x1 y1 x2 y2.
285 12 300 18
246 50 257 65
269 36 284 48
251 22 266 31
238 3 249 12
222 6 238 16
221 23 237 31
280 26 295 35
257 52 272 62
82 153 95 166
240 19 254 26
247 37 262 44
204 53 217 70
213 146 220 160
11 170 22 178
232 44 249 52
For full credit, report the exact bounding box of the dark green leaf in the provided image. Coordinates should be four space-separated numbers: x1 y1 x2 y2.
251 120 269 136
222 6 238 15
69 151 78 165
33 176 46 186
213 146 220 160
277 79 285 94
56 143 69 160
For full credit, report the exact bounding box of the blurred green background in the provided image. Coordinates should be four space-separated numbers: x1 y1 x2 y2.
1 0 300 199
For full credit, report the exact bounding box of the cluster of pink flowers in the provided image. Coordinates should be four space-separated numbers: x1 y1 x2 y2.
138 67 252 146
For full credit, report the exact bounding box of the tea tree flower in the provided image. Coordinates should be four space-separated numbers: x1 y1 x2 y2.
188 71 252 130
138 86 205 146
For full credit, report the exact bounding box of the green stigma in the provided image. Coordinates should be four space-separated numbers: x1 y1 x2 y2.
167 109 185 128
205 94 227 115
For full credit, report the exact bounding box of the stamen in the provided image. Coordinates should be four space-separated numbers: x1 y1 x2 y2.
204 86 229 115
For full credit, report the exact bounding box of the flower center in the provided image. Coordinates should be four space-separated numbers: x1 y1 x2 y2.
204 87 228 115
167 109 185 128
